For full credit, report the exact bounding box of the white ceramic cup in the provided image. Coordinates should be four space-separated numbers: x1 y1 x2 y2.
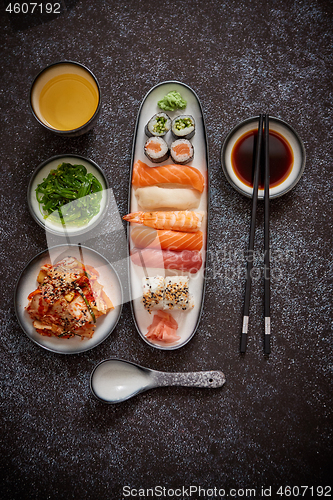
30 61 101 137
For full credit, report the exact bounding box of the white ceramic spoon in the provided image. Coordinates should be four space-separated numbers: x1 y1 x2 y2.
90 358 226 404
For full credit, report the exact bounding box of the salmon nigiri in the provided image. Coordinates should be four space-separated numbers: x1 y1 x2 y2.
132 160 205 193
131 226 203 252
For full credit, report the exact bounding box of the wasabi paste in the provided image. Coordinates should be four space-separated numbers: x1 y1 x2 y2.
157 91 187 111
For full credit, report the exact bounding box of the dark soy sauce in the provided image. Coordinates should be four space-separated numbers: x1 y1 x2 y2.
231 129 294 189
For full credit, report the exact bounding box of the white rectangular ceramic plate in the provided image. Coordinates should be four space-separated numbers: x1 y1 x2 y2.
128 81 209 350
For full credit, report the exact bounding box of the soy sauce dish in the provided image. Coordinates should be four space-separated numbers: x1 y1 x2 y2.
221 116 306 199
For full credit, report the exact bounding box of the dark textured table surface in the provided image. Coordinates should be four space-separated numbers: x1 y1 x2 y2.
1 1 332 499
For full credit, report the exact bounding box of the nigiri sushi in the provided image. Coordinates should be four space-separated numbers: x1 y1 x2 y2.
131 226 203 252
131 247 202 273
134 186 201 210
132 160 205 193
123 210 204 232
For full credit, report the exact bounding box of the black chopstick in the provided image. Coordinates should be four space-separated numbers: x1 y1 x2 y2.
240 114 264 353
264 114 271 354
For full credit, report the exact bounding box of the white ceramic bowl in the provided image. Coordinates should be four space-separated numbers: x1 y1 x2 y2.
221 116 306 199
28 154 109 236
14 244 123 354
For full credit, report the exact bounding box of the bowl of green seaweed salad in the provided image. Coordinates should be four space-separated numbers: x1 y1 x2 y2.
28 155 109 236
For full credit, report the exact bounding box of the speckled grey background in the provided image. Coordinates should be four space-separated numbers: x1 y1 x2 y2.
1 0 332 498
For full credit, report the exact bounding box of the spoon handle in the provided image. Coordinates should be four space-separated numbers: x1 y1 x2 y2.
151 370 226 389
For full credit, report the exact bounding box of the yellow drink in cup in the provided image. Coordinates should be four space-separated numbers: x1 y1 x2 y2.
30 62 101 136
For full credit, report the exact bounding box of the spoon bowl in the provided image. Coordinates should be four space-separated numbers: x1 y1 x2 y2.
90 358 226 404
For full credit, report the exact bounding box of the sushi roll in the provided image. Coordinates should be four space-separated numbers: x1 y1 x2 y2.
163 276 194 311
142 275 194 312
145 112 171 137
144 136 169 163
170 139 194 164
142 276 165 313
171 115 195 139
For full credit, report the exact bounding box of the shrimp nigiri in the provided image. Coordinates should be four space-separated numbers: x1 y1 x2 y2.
123 210 204 232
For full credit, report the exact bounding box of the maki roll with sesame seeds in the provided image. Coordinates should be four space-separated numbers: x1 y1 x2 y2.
145 112 171 137
142 275 194 313
163 276 194 311
171 115 195 140
142 276 165 313
170 139 194 164
144 137 170 163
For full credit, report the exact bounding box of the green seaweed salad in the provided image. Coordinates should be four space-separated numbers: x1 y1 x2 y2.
36 162 103 227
